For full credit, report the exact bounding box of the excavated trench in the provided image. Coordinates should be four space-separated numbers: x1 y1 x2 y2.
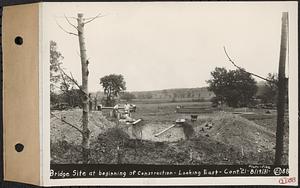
122 121 195 142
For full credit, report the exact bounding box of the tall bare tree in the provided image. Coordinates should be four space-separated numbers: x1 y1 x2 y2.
77 13 90 163
56 13 103 163
275 12 288 165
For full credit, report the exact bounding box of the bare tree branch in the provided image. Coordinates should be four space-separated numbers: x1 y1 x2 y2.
60 71 69 91
83 12 103 20
83 13 106 25
51 112 83 134
64 14 79 32
58 66 89 97
223 46 277 84
56 20 78 36
70 72 82 89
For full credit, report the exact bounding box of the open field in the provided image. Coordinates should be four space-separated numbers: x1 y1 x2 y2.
51 101 289 165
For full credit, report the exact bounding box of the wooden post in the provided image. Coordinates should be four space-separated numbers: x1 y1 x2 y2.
274 12 288 165
77 13 90 164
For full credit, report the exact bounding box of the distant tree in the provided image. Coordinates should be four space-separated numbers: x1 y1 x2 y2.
100 74 126 106
172 93 178 102
50 40 63 103
120 92 136 102
60 71 77 106
50 92 61 105
258 73 278 104
257 73 288 105
50 40 79 107
186 92 192 98
180 92 185 98
67 89 83 107
144 92 153 99
173 92 179 98
207 67 257 107
171 96 176 102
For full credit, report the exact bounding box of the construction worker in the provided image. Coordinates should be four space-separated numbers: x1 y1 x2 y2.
112 103 120 119
124 102 131 117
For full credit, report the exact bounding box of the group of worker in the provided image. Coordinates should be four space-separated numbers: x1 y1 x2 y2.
113 102 134 122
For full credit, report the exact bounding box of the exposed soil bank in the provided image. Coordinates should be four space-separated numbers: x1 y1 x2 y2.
51 110 288 165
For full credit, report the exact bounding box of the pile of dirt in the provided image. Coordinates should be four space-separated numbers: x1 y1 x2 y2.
177 134 275 165
193 112 276 154
51 109 115 145
89 125 274 165
51 110 280 165
89 127 131 164
90 127 190 164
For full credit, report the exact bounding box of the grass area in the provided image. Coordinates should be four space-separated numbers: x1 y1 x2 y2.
131 101 213 123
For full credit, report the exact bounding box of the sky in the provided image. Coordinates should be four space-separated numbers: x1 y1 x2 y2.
43 2 298 92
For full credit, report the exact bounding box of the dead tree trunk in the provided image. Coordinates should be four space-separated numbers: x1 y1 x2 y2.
77 13 90 164
274 12 288 165
56 13 103 163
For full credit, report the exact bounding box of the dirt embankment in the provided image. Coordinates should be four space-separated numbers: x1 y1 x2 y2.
51 109 115 145
51 110 284 165
193 112 276 154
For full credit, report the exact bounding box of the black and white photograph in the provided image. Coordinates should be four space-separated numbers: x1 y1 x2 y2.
1 1 298 187
45 2 297 183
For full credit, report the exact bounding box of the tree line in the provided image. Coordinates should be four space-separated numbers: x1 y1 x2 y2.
51 40 282 110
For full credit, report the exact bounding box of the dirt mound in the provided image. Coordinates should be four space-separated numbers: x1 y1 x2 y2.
193 112 275 154
51 110 279 165
90 127 131 164
90 128 190 165
89 126 274 165
51 109 115 145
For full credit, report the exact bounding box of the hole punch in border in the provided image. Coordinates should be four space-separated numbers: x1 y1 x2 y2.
15 143 24 152
14 36 23 45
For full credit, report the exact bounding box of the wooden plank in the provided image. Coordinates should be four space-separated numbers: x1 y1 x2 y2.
154 124 176 137
132 119 142 125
